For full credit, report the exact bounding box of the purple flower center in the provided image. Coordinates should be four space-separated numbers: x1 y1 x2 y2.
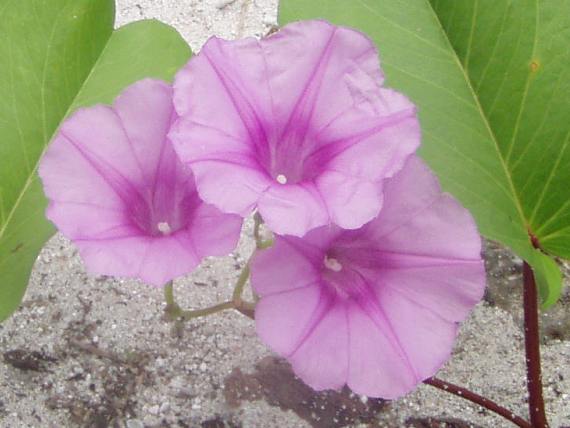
320 247 375 302
127 186 197 237
255 129 329 185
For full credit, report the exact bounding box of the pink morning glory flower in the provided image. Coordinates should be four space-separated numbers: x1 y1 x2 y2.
251 157 486 398
39 79 242 286
170 20 420 237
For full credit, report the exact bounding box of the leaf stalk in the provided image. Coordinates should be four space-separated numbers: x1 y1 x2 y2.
522 261 549 427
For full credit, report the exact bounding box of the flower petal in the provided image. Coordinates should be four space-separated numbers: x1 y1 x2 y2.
257 182 329 236
369 157 483 260
251 238 321 296
346 300 417 398
251 156 484 398
378 264 485 322
172 20 402 236
136 234 202 286
376 286 459 384
75 233 200 287
171 117 250 163
289 302 349 391
375 194 482 259
173 36 273 148
189 159 270 216
114 79 176 184
44 199 129 242
316 170 382 229
40 106 139 216
262 20 384 133
170 115 270 216
40 79 241 285
321 91 420 182
184 203 243 259
254 284 324 356
349 156 485 321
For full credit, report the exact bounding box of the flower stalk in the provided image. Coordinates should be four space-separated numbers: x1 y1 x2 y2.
179 300 236 320
164 281 181 319
254 212 273 249
232 263 251 303
163 256 256 322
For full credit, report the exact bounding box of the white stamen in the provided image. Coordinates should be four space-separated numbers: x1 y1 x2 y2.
276 174 288 184
324 255 342 272
157 221 172 235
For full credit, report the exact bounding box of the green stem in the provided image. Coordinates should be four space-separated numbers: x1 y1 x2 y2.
257 239 274 249
162 215 265 322
232 262 251 302
231 256 257 319
232 216 265 304
254 212 274 249
162 263 256 322
254 212 263 248
234 300 255 319
164 280 181 319
164 281 232 320
179 301 236 320
164 281 175 305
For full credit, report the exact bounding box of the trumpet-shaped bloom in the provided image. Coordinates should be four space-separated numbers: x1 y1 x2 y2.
39 79 242 286
170 20 420 236
251 157 486 398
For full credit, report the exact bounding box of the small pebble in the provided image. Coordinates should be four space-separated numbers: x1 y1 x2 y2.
126 419 144 428
262 16 276 26
215 0 237 9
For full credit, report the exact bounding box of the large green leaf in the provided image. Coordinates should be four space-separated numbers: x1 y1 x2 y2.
279 0 568 306
430 0 570 258
0 0 192 321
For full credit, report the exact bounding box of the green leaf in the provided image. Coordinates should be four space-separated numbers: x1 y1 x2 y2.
0 1 192 321
279 0 567 306
430 0 570 257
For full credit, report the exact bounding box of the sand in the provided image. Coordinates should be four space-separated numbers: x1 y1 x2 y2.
1 1 568 427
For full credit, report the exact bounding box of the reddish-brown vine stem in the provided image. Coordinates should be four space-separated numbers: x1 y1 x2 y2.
424 377 531 428
523 261 549 427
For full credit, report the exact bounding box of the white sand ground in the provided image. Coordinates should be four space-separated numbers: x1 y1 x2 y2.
0 1 569 427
